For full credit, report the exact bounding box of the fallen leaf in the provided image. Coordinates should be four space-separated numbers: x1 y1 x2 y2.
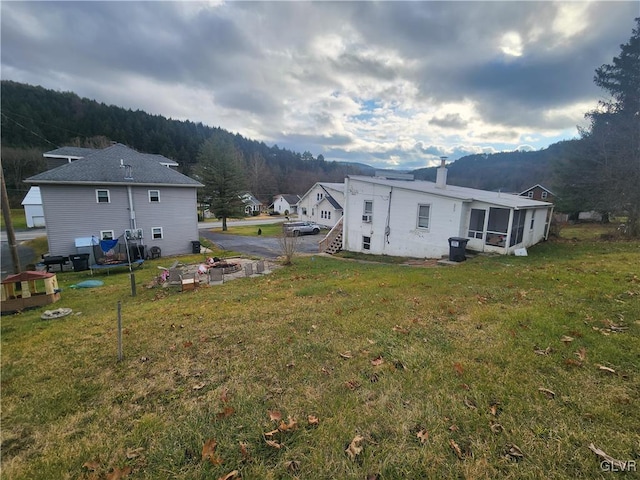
285 460 300 473
220 388 230 403
534 346 551 355
126 447 145 459
453 362 464 376
286 361 295 368
82 460 101 471
106 466 132 480
263 429 279 437
345 435 365 460
560 335 574 344
392 325 409 334
216 406 235 419
575 347 587 362
538 387 556 398
239 442 250 461
504 443 524 461
278 416 298 432
588 443 628 470
449 424 459 432
265 439 282 449
449 439 463 460
217 470 239 480
339 351 353 359
597 365 616 374
565 358 582 367
463 397 477 410
416 430 429 444
490 421 503 433
202 439 222 465
183 341 193 348
371 356 384 366
489 402 501 416
192 382 206 391
268 410 282 422
308 415 319 426
345 380 361 390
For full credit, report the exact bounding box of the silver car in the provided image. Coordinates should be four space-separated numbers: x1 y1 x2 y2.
283 221 322 236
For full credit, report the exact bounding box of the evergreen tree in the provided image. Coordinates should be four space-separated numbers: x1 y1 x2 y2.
556 18 640 235
196 133 246 231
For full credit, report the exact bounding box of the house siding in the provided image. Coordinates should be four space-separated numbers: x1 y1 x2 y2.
40 185 199 258
298 184 344 228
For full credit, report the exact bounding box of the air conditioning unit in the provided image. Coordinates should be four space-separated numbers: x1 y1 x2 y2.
362 214 372 223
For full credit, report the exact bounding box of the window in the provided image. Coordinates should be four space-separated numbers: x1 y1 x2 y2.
363 236 371 250
417 204 430 229
149 190 160 202
100 230 114 240
302 208 307 215
468 209 486 239
96 189 110 203
317 193 323 201
527 191 534 198
328 211 331 220
541 191 548 199
530 215 535 230
152 227 163 240
362 200 373 222
486 208 510 247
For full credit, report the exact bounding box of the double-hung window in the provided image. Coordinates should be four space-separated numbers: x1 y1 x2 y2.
96 189 110 203
152 227 163 240
417 204 431 229
149 190 160 202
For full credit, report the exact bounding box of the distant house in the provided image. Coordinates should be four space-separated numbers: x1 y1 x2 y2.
340 163 553 258
25 143 203 258
519 184 555 203
21 186 45 228
240 192 263 215
298 182 344 228
271 194 301 215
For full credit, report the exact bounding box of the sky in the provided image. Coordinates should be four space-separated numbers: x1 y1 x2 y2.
1 1 637 170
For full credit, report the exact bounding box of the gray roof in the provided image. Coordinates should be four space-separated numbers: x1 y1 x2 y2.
27 143 202 187
280 194 301 205
348 175 552 209
43 146 98 158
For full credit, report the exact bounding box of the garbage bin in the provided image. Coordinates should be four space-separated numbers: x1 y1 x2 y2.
191 240 201 254
70 253 90 271
448 237 469 262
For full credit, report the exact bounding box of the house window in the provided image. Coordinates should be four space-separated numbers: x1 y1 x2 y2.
486 208 509 247
417 204 431 229
328 211 331 220
317 193 323 201
96 189 110 203
363 236 371 250
152 227 163 240
527 191 534 198
149 190 160 202
363 200 373 222
468 209 486 239
302 208 307 215
541 191 548 199
530 215 535 230
510 210 526 246
100 230 114 240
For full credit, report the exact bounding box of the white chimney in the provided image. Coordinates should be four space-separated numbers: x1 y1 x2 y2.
436 156 448 188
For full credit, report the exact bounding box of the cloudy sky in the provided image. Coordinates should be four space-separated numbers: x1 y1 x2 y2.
1 1 637 170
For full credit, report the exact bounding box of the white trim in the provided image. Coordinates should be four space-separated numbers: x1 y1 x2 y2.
148 189 160 202
417 203 431 229
100 230 115 240
151 227 163 240
96 189 110 203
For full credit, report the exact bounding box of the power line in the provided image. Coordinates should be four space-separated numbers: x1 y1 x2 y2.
1 112 59 148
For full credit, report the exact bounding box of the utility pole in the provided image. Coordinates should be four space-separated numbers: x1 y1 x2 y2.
0 157 22 273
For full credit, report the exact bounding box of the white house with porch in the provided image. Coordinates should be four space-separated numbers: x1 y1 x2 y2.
341 163 553 259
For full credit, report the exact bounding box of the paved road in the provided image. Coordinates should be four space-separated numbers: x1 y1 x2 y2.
199 230 322 258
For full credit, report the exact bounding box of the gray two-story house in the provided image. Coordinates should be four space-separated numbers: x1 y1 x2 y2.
25 143 203 259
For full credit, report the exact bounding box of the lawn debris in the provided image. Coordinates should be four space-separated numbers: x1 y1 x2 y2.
560 335 574 344
345 380 361 390
490 421 504 434
588 443 628 470
449 439 464 460
268 410 282 422
538 387 556 398
416 429 429 444
339 351 353 359
307 414 319 426
504 443 524 461
345 435 365 460
575 348 587 362
392 325 410 334
597 365 616 374
489 401 501 416
285 460 300 473
278 416 298 432
106 466 132 480
125 447 145 459
82 460 101 471
201 439 222 465
463 397 477 410
534 346 552 356
217 470 239 480
371 355 384 366
192 382 206 391
265 439 283 449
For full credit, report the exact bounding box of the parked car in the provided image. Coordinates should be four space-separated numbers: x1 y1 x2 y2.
283 221 322 236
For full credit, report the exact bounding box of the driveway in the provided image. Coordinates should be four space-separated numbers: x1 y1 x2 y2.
199 230 323 259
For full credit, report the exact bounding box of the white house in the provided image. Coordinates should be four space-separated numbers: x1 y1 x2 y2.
271 194 300 215
240 192 263 215
298 182 344 228
342 164 553 259
21 186 46 228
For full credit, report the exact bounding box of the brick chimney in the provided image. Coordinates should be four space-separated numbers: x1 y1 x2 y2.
436 156 448 188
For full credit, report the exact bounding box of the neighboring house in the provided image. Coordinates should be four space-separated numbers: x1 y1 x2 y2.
43 145 179 170
298 182 344 228
341 163 554 259
21 186 45 228
25 143 203 258
240 192 263 215
519 184 555 203
271 194 301 215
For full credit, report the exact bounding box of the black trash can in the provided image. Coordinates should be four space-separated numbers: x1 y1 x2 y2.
191 240 201 254
70 253 90 271
448 237 469 262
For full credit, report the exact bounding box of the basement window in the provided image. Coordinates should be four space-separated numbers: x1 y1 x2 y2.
362 236 371 250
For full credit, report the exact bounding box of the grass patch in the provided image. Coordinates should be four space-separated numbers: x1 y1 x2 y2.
207 222 285 237
1 209 27 230
2 225 639 479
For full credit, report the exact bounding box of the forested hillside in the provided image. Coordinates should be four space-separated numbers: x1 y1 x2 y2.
0 81 363 205
1 80 567 207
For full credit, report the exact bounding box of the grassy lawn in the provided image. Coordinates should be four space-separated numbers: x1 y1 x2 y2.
1 226 638 479
210 222 286 237
1 209 28 231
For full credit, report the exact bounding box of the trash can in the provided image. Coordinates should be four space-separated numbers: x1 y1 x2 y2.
70 253 90 271
191 240 201 254
448 237 469 262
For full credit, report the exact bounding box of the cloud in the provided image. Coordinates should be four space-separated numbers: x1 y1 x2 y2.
1 1 637 170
